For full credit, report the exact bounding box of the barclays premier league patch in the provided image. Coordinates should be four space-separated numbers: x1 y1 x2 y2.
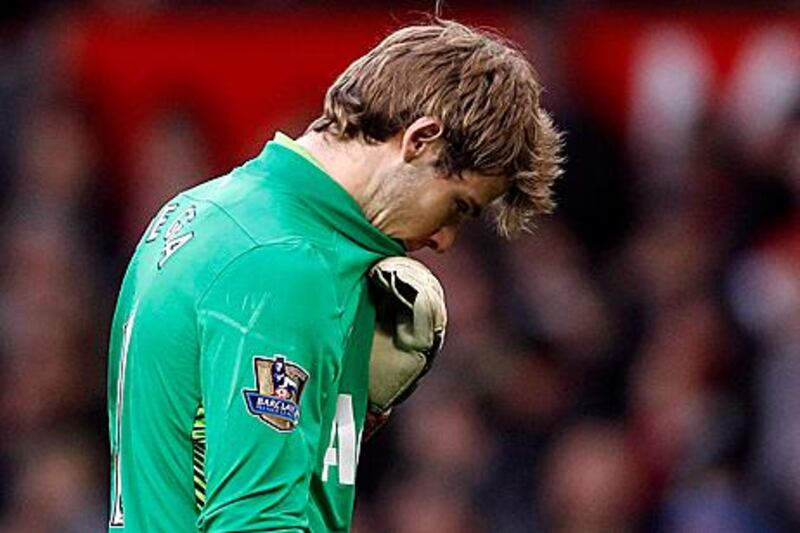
242 355 309 432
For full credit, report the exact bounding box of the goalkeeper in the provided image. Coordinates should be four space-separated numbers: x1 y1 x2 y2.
107 19 563 533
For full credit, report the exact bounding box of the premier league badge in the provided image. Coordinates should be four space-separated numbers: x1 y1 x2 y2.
242 355 309 432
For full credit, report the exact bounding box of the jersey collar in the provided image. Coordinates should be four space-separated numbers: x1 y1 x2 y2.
272 132 328 174
249 134 406 256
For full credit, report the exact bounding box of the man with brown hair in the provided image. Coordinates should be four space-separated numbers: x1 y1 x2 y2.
306 20 562 245
107 19 562 532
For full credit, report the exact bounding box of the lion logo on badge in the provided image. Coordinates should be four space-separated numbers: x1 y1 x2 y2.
242 355 309 432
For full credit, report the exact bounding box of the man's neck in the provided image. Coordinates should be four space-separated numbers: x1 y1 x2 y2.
295 131 389 212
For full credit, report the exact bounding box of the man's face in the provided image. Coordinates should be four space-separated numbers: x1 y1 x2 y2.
372 160 508 253
364 117 508 252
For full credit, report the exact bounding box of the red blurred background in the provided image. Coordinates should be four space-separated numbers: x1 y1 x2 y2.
0 2 798 532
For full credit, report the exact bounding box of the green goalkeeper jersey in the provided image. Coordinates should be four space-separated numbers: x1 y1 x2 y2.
107 134 404 532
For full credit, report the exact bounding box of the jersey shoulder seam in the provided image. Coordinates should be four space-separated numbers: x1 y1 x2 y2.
194 239 339 312
182 192 260 246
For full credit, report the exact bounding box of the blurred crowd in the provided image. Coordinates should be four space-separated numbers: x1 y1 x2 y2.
1 2 799 533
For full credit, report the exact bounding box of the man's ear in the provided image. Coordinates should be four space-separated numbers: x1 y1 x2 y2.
401 117 443 163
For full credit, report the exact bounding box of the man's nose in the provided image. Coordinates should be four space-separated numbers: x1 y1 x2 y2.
427 226 457 253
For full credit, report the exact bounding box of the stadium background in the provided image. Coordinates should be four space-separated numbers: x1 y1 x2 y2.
1 1 799 531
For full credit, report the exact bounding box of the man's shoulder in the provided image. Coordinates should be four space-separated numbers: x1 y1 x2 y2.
205 239 336 292
131 179 341 305
184 168 336 249
196 239 343 324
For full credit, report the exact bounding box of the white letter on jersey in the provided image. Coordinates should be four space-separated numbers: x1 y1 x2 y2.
321 394 359 485
145 203 179 243
109 304 138 528
157 205 197 269
158 232 194 269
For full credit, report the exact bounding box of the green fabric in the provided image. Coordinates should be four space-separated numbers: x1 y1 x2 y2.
273 131 327 174
108 141 403 532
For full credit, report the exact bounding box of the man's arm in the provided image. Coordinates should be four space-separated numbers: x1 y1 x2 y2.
196 242 342 532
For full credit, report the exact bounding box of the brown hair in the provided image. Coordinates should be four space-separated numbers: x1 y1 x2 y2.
308 19 564 237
